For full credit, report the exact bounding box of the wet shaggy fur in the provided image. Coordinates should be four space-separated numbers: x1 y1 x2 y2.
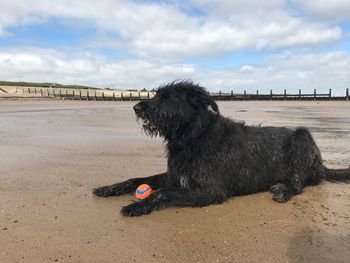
93 81 350 216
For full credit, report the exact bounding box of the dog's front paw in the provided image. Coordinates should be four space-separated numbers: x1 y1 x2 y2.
121 201 153 217
93 181 132 197
93 186 113 197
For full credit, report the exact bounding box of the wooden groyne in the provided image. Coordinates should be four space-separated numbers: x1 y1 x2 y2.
4 87 350 101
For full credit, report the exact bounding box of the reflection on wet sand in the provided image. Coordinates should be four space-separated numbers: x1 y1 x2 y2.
289 228 350 263
289 183 350 263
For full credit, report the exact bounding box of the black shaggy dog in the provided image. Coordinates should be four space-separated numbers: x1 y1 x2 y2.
93 81 350 216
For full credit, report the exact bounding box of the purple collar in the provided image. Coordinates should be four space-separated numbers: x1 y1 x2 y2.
192 127 205 140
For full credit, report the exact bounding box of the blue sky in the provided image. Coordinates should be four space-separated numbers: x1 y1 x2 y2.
0 0 349 93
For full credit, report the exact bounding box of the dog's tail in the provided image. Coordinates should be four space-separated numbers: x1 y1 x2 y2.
325 166 350 182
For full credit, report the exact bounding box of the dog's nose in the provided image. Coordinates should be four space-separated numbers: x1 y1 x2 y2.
133 103 143 114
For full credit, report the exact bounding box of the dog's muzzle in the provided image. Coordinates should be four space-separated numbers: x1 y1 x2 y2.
133 102 144 116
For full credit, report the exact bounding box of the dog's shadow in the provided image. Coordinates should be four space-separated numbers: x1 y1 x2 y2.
288 228 350 263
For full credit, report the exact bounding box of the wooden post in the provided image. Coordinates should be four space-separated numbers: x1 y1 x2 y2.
94 91 97 100
314 89 316 101
47 89 50 98
346 88 349 101
299 89 301 100
130 92 132 101
53 89 56 97
219 91 222 100
270 90 273 100
256 90 259 100
28 88 31 94
121 92 124 101
59 90 62 99
231 90 233 100
102 92 105 101
73 90 75 100
244 90 246 100
138 92 141 101
284 89 287 100
66 90 68 100
329 89 332 100
41 89 43 96
113 92 116 101
79 90 82 100
35 88 37 94
87 91 90 101
147 92 150 99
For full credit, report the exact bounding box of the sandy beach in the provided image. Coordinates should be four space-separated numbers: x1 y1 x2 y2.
0 99 349 263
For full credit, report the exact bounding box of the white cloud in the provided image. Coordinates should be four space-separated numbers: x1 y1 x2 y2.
0 0 345 59
201 51 350 93
0 47 198 89
292 0 350 20
239 65 255 73
192 0 285 15
1 47 349 94
0 1 349 93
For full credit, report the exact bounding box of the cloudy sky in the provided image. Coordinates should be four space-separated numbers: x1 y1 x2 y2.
0 0 349 93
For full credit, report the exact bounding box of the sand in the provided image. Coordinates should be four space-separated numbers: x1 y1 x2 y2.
0 100 349 263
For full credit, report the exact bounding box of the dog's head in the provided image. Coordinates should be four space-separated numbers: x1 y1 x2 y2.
133 80 219 140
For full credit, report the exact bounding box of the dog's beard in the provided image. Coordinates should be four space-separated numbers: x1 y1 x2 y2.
137 112 177 138
142 118 160 137
137 115 162 138
136 109 186 139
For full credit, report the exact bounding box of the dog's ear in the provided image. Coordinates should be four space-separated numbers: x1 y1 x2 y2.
188 91 219 114
206 97 219 113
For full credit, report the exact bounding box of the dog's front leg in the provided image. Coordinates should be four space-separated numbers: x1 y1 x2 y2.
121 187 224 216
93 172 166 197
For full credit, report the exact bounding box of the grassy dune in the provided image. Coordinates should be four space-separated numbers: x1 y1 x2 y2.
0 80 99 90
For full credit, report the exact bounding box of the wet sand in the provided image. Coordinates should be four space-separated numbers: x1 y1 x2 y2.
0 100 349 263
